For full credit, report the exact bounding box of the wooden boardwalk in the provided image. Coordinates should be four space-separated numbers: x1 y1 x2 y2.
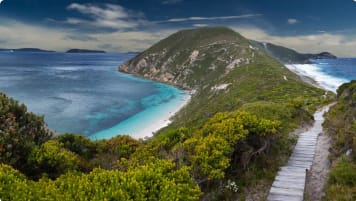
267 106 330 201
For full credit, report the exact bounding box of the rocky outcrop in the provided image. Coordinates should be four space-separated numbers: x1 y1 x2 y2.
119 27 257 90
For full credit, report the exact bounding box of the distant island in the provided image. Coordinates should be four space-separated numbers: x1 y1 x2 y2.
66 49 106 53
0 48 55 52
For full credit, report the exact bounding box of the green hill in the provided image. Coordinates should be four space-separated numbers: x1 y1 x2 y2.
116 27 334 199
120 27 331 129
252 41 337 64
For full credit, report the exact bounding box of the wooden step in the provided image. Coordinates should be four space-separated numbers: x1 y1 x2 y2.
267 193 303 201
267 106 331 201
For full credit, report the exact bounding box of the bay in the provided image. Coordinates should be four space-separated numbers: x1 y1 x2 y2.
0 51 188 139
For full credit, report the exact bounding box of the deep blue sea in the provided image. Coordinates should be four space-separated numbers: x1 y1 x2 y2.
0 51 189 139
286 58 356 92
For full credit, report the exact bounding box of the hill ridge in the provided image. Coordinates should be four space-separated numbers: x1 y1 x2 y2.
118 26 330 130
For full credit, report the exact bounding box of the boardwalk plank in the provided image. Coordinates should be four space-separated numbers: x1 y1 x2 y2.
267 106 330 201
267 193 303 201
272 180 305 188
270 187 304 196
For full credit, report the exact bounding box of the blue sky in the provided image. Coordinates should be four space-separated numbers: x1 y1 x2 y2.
0 0 356 56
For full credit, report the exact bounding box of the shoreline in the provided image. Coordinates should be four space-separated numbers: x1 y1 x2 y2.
284 64 330 92
91 62 337 141
89 91 191 140
131 93 191 139
284 64 348 92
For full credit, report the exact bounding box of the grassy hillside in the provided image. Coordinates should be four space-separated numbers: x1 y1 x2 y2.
252 41 337 64
120 27 251 89
118 27 334 200
120 27 332 130
323 81 356 200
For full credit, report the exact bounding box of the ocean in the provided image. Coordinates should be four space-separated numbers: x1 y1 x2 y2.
0 51 189 139
286 58 356 92
1 52 355 139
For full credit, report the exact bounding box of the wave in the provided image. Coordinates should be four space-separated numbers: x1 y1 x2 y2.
285 64 349 92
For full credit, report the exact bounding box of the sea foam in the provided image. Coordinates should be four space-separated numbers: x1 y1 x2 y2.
285 64 349 92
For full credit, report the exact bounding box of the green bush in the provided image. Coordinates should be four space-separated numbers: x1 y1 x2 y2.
28 140 80 179
0 159 202 201
324 159 356 201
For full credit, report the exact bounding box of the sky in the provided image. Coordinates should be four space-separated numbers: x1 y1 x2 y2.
0 0 356 56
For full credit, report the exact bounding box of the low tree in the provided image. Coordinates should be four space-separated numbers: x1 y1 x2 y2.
28 140 80 179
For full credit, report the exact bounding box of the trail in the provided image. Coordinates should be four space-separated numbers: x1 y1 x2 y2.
267 105 331 201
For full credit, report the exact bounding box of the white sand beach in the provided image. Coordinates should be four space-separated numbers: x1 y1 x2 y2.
131 93 191 139
89 92 191 140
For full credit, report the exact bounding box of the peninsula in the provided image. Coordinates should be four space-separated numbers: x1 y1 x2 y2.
66 49 106 53
0 48 55 52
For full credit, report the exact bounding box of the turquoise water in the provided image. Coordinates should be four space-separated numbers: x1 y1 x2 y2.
90 84 189 140
0 51 188 139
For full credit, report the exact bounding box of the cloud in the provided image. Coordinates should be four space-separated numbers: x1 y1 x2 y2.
93 29 175 52
1 2 356 57
65 34 98 42
0 0 4 5
287 18 298 25
161 0 183 5
193 24 208 27
66 3 147 30
0 18 174 52
161 14 262 23
64 3 261 33
2 17 356 57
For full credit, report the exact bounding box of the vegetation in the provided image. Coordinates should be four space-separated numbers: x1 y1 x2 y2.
0 27 336 200
0 160 201 201
28 140 80 179
119 27 334 200
120 27 332 130
0 93 52 177
324 81 356 160
324 81 356 200
252 41 336 64
0 91 312 200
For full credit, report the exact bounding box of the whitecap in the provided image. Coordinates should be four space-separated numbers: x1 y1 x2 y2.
285 64 349 92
